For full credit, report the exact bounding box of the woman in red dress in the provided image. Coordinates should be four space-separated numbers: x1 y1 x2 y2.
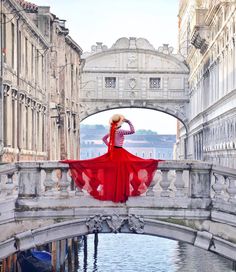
63 114 162 203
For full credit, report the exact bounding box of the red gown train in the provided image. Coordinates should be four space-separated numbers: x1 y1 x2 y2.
62 148 162 203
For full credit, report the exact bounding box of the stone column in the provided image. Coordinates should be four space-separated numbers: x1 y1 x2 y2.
17 162 41 197
189 162 212 198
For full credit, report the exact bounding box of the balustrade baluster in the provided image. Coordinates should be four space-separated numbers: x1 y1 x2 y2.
212 173 225 200
160 170 171 197
43 168 56 196
59 168 70 197
226 177 236 203
174 170 185 197
5 173 15 196
146 173 158 196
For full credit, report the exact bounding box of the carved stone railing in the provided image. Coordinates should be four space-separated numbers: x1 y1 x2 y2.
0 160 235 213
211 165 236 216
0 163 18 198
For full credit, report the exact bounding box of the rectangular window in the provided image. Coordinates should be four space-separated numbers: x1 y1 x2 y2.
35 49 39 82
2 14 6 63
25 38 28 76
18 31 21 73
42 109 45 151
105 77 116 88
71 64 74 96
11 23 15 69
3 86 8 146
149 77 161 89
12 90 16 147
31 102 35 150
31 44 34 80
72 113 76 131
41 55 44 87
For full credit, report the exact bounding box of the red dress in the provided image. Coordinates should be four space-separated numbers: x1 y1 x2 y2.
62 121 162 203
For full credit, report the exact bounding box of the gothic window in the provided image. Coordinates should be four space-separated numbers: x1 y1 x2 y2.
11 90 17 148
105 77 116 88
149 77 161 89
3 85 10 146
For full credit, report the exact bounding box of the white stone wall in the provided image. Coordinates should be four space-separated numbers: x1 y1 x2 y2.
80 38 189 151
178 0 236 167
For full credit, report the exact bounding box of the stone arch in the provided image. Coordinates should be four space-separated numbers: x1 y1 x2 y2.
1 216 235 261
80 37 190 136
80 105 189 133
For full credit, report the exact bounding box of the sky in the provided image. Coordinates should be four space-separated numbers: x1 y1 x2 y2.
32 0 179 134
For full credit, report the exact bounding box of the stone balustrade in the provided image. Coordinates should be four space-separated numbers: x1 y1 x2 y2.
0 161 236 212
0 160 236 217
0 160 235 210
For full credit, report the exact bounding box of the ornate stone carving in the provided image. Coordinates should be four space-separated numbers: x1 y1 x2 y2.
105 214 126 233
86 215 104 233
128 215 145 234
129 78 136 89
158 44 174 55
127 53 137 67
86 214 145 234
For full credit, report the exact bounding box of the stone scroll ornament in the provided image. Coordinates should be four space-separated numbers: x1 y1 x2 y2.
86 214 145 234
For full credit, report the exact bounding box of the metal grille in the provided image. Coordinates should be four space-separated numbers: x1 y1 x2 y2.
149 77 161 89
105 77 116 88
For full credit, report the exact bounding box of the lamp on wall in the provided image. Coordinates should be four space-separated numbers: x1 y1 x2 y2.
50 103 64 126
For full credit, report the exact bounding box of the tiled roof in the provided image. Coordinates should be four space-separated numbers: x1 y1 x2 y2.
16 0 38 12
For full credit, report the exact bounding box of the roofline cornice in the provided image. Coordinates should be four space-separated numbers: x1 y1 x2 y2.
65 35 83 55
6 0 50 48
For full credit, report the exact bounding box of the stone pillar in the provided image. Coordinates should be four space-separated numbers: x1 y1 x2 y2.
189 163 212 198
17 162 41 197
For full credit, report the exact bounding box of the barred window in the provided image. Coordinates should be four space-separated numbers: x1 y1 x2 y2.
105 77 116 88
149 77 161 89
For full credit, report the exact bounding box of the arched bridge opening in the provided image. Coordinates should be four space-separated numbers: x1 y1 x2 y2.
80 37 190 158
1 216 235 262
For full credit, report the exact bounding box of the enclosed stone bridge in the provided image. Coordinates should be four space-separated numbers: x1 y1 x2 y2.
0 161 236 261
80 37 189 128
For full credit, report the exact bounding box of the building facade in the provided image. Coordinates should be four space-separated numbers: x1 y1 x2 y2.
80 124 175 160
178 0 236 167
0 0 82 162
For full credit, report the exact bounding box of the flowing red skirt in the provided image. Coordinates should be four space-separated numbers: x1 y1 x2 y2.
62 148 162 203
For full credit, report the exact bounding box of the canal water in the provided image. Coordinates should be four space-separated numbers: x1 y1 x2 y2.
77 234 234 272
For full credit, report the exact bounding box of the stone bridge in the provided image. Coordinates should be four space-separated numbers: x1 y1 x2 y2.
0 161 235 261
79 37 189 129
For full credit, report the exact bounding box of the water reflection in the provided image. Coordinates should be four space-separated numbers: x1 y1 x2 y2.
77 234 234 272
